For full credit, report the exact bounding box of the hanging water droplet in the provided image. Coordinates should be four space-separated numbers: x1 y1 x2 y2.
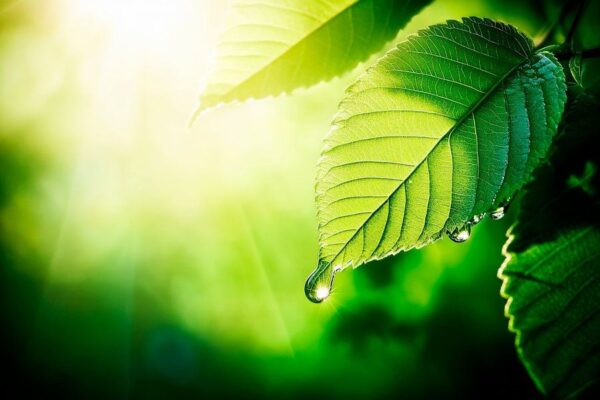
471 213 486 225
305 261 340 303
490 207 505 220
447 224 471 243
490 197 513 221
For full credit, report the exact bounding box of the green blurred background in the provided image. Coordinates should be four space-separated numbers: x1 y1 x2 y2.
1 0 578 398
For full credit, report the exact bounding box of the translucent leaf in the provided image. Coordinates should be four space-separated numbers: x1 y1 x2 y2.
195 0 431 114
499 94 600 399
308 18 567 299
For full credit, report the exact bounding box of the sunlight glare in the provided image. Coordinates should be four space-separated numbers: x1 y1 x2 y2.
315 286 330 301
68 0 187 53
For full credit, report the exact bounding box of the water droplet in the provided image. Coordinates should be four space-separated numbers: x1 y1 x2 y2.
471 213 486 225
305 261 340 303
490 197 513 220
490 207 505 220
447 224 471 243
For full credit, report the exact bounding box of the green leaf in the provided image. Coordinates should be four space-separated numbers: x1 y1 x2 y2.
568 0 600 96
308 18 566 299
499 93 600 399
569 55 583 86
569 57 600 96
195 0 431 114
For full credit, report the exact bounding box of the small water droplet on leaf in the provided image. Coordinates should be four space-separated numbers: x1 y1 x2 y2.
305 261 340 303
490 207 505 220
490 197 513 220
471 213 486 225
447 224 471 243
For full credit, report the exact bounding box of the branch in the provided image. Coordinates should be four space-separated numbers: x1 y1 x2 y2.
565 0 589 44
554 47 600 61
535 0 582 49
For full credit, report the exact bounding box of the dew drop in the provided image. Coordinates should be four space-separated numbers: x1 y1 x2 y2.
305 261 340 303
471 213 486 225
490 197 512 220
447 224 471 243
490 207 505 220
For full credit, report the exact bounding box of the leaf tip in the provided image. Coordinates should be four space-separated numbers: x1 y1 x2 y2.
187 104 204 128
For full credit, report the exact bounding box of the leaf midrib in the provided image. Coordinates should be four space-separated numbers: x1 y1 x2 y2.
320 54 533 267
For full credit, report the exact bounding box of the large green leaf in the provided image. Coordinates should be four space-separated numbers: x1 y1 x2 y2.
307 18 566 301
499 93 600 399
195 0 431 114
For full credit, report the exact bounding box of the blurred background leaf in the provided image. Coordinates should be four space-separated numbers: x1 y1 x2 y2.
195 0 432 114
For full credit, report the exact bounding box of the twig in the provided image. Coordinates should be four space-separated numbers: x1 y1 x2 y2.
554 47 600 61
565 0 589 45
535 0 582 49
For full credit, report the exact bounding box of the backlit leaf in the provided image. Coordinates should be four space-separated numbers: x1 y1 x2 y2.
307 18 567 300
195 0 431 114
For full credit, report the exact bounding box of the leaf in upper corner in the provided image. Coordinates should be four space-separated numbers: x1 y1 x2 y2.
195 0 431 113
309 18 567 294
499 93 600 399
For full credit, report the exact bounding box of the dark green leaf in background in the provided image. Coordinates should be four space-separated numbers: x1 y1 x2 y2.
500 92 600 399
569 54 583 86
568 0 600 95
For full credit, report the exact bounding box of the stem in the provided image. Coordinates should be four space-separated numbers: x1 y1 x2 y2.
580 48 600 59
565 0 589 44
553 47 600 61
535 0 581 49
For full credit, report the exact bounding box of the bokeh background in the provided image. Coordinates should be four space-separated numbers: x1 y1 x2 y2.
1 0 582 398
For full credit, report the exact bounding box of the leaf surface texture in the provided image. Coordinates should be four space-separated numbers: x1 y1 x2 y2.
315 18 566 272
